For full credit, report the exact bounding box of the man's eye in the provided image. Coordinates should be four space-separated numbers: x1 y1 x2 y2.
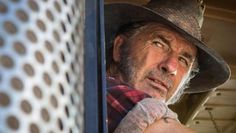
153 41 163 48
179 56 189 67
151 39 168 51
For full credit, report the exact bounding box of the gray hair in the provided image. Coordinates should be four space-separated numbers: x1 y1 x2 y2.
106 21 151 71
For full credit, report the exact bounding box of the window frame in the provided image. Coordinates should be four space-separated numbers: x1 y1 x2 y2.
84 0 107 132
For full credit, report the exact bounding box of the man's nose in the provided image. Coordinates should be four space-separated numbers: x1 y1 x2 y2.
159 56 178 76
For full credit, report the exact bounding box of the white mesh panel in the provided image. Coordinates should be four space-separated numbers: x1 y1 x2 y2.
0 0 84 132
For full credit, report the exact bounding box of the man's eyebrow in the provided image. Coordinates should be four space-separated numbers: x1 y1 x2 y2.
156 34 171 46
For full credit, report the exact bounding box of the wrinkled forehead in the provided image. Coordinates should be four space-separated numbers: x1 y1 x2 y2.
140 23 190 41
137 23 196 47
129 22 198 59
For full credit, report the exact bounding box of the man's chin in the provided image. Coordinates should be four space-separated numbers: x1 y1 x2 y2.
152 94 166 102
134 82 167 102
147 85 167 102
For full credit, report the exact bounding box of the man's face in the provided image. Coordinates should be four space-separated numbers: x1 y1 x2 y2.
114 23 197 102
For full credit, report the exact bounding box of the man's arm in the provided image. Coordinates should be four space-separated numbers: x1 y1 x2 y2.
114 98 178 133
144 118 197 133
113 98 197 133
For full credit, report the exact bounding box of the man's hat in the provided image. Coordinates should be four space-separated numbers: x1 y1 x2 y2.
105 0 231 93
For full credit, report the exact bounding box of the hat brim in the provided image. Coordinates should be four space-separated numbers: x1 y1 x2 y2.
105 3 230 93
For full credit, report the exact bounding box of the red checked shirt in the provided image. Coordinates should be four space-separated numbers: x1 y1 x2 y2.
106 77 151 133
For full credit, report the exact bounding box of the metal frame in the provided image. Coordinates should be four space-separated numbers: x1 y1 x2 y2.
84 0 107 132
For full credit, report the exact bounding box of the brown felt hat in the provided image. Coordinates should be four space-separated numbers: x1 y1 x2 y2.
105 0 230 93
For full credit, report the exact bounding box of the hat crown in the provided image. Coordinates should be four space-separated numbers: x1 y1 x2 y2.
145 0 205 40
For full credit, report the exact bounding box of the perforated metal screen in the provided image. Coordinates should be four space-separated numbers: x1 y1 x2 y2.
0 0 84 132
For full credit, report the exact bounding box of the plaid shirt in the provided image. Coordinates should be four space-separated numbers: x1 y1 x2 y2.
107 77 151 133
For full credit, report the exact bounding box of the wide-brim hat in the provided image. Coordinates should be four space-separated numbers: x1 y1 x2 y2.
104 1 230 93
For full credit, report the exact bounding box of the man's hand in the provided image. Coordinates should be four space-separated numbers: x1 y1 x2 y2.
144 118 197 133
114 98 179 133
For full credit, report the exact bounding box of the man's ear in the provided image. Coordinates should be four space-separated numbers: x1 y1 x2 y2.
113 35 125 62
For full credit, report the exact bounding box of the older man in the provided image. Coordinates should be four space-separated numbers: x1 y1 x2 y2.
105 0 230 132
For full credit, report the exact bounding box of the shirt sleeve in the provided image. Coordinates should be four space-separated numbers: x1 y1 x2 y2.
113 98 179 133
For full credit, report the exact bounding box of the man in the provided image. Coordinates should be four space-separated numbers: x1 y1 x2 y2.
105 0 230 132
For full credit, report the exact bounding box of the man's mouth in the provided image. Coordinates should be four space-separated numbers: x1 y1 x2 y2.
147 77 169 93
